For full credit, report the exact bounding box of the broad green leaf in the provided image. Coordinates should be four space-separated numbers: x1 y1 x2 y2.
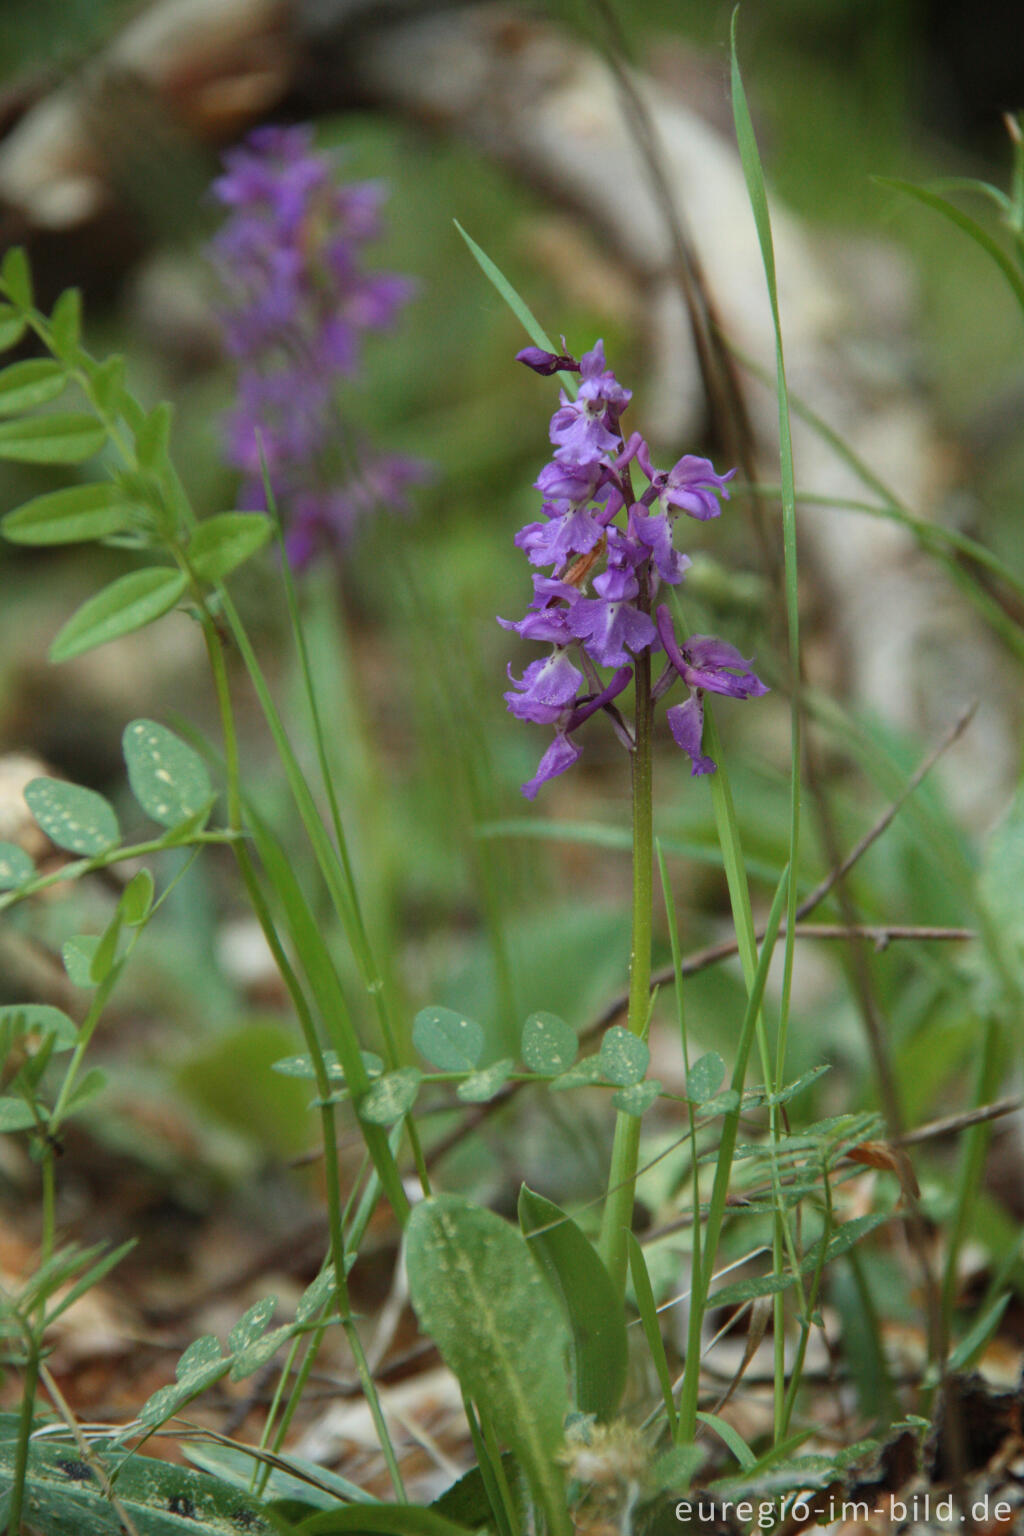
0 1423 281 1534
358 1067 421 1124
120 868 155 926
0 842 33 889
457 1058 515 1102
1 247 31 308
298 1507 476 1536
0 358 66 415
598 1025 649 1086
0 1098 38 1132
0 306 25 350
0 413 105 464
123 719 213 828
413 1006 484 1071
2 483 135 545
521 1012 577 1075
519 1184 627 1421
189 512 272 582
24 778 118 856
62 935 101 988
406 1195 570 1534
0 1004 76 1051
611 1079 661 1116
686 1051 725 1105
228 1296 277 1353
49 288 82 354
50 567 187 662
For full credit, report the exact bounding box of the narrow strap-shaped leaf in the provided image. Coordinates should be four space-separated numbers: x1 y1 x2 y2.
626 1231 678 1437
519 1184 628 1422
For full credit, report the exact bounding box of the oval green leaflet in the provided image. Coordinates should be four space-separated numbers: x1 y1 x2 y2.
187 512 272 583
2 482 136 545
50 567 188 663
0 359 66 416
24 778 119 856
0 413 106 464
123 719 213 829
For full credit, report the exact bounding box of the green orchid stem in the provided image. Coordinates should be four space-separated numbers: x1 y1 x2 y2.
598 649 654 1296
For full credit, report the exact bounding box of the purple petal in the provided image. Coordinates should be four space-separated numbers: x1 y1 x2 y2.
667 697 716 776
522 732 582 799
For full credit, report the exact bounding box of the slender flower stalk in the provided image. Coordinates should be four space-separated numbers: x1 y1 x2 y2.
504 340 766 1293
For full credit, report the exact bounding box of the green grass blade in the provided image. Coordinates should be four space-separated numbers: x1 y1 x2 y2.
453 221 578 397
875 176 1024 319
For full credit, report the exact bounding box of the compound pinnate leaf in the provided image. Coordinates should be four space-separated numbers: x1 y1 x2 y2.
2 482 135 545
413 1006 484 1071
51 567 188 662
25 778 118 856
0 413 106 464
521 1012 577 1075
598 1026 649 1086
0 842 34 889
123 719 213 828
228 1296 277 1353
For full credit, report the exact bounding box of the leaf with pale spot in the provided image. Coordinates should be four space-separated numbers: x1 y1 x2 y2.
25 778 118 856
598 1026 649 1086
521 1012 577 1075
359 1067 421 1125
0 842 33 890
123 719 213 829
413 1006 484 1071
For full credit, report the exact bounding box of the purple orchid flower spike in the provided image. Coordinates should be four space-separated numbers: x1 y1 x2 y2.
210 124 428 567
501 335 761 796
